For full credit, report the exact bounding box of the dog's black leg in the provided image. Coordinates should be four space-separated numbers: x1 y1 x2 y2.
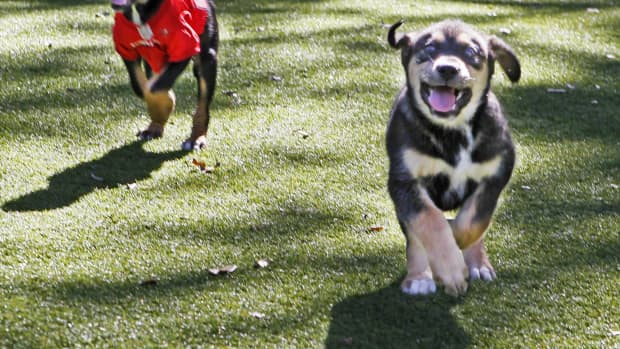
182 0 218 151
123 59 148 98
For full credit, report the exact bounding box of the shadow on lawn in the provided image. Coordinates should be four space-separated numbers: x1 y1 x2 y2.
2 140 185 212
325 282 469 348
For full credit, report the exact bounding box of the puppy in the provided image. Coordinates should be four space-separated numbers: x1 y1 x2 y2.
385 20 520 296
111 0 218 151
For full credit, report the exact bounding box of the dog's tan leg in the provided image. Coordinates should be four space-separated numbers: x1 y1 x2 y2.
401 234 435 295
142 89 176 139
450 185 497 281
404 195 468 296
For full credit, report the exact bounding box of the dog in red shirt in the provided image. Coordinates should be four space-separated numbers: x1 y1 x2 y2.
111 0 218 151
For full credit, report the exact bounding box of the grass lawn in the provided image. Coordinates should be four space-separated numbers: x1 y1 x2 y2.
1 0 619 347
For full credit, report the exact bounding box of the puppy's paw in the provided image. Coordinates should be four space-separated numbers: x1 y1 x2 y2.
468 265 496 282
440 272 468 297
432 252 469 296
401 276 437 296
137 124 164 140
464 242 496 282
181 136 207 151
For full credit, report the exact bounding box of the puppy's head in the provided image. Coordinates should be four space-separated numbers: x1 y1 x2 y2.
388 20 520 128
111 0 148 11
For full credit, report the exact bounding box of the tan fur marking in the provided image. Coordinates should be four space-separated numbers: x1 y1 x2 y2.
144 90 176 135
450 193 492 249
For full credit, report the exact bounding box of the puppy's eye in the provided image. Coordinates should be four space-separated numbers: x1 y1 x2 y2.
424 44 437 55
464 46 479 59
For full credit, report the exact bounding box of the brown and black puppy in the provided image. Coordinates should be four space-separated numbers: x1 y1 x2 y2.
111 0 218 151
386 20 520 296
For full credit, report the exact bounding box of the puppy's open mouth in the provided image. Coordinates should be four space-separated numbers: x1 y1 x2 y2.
420 83 472 116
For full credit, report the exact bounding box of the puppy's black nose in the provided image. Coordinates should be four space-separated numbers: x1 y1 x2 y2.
436 65 460 80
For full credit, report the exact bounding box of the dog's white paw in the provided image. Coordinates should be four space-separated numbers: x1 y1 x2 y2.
402 278 437 296
469 266 496 282
182 136 207 151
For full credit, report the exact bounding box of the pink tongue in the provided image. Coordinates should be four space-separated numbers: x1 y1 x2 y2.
429 87 456 113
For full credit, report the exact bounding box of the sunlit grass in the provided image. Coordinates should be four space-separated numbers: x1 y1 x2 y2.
0 0 618 347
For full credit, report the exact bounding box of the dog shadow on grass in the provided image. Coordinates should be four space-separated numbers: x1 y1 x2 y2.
2 140 185 212
325 282 470 348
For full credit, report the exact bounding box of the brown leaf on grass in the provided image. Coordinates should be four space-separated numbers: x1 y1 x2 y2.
340 337 353 346
139 279 159 287
208 265 238 276
547 88 567 94
192 158 221 174
368 225 385 232
294 129 310 139
254 259 270 269
250 311 265 319
90 172 104 182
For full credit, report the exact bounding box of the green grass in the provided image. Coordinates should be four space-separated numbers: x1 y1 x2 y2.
0 0 619 347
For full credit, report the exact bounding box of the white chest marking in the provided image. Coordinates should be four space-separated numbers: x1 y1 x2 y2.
402 148 502 191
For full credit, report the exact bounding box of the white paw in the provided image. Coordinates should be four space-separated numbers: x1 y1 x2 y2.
402 278 437 296
181 141 194 151
469 266 496 282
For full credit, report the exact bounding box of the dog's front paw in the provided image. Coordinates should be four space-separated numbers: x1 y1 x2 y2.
469 265 496 282
464 240 496 282
181 136 207 151
137 123 164 140
431 252 469 296
402 276 437 296
437 269 468 297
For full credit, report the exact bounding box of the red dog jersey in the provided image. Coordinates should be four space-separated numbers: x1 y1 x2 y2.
113 0 208 73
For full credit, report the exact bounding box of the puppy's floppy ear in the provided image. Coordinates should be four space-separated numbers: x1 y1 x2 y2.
388 20 411 49
489 36 521 83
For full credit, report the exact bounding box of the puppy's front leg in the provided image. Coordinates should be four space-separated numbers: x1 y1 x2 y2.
124 59 189 140
450 180 504 281
390 181 468 296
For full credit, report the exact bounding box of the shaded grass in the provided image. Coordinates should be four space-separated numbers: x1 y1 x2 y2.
0 0 619 348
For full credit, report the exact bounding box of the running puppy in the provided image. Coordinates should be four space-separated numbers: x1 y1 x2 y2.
111 0 218 151
386 20 520 296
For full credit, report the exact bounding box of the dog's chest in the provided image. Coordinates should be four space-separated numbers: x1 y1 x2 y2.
402 130 502 202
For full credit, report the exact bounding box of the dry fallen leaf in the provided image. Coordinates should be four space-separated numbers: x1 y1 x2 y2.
547 88 567 94
192 158 220 173
270 75 283 82
294 130 310 139
368 225 385 232
139 279 159 287
208 265 238 276
254 259 270 269
250 311 265 319
90 172 104 182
